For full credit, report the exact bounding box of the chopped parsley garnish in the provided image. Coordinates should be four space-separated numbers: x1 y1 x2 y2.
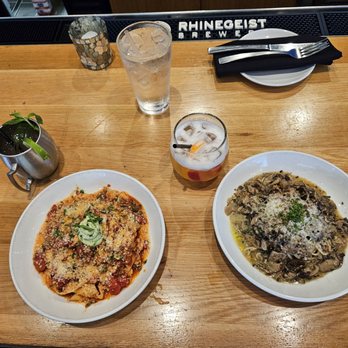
107 205 114 212
285 200 306 224
53 229 62 238
101 205 114 214
86 212 103 223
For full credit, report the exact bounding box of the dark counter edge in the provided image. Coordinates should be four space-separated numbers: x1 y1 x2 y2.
0 5 347 45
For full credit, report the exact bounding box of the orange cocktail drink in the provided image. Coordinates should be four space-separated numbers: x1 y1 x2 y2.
170 113 228 182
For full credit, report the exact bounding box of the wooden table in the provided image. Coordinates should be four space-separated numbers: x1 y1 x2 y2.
0 37 347 347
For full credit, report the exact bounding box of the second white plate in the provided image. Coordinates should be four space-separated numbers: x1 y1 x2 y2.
213 151 348 302
10 169 166 323
240 28 315 87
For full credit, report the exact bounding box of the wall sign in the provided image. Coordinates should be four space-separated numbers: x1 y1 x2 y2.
177 18 267 40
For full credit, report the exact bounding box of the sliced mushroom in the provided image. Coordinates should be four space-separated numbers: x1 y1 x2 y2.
250 216 259 226
269 251 286 262
265 261 282 273
303 265 320 277
319 258 340 273
224 203 234 216
260 239 268 251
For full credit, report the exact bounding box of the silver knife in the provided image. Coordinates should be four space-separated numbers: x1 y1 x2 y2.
208 38 328 54
218 40 329 64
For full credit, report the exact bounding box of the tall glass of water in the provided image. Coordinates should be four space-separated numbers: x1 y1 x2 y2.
116 21 172 115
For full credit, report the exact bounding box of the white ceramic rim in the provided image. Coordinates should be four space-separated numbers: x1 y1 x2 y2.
213 150 348 302
240 28 316 87
9 169 166 323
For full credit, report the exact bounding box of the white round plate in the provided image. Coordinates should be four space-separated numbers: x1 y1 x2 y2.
213 151 348 302
10 169 166 323
240 28 315 87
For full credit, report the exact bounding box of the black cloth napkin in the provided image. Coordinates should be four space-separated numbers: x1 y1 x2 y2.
213 35 342 77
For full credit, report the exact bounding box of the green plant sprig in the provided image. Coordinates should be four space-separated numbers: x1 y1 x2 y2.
3 112 43 129
2 112 49 160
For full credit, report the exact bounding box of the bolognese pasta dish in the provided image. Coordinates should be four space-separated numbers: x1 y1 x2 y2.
33 185 149 306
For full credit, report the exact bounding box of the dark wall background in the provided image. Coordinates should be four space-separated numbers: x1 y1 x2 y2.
0 5 348 44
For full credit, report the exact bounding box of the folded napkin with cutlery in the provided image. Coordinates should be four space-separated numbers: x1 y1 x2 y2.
212 35 342 77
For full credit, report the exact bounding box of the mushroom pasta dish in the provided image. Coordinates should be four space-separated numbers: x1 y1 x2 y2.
33 186 149 306
225 171 348 283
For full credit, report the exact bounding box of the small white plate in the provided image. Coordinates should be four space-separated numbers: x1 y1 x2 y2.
240 28 315 87
9 169 166 323
213 151 348 302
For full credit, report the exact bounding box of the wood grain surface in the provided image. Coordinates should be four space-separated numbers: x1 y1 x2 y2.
0 37 347 347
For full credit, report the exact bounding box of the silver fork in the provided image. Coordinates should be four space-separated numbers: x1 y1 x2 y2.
208 38 329 54
218 40 330 64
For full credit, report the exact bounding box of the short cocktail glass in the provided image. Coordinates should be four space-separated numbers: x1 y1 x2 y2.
116 21 172 115
170 113 229 182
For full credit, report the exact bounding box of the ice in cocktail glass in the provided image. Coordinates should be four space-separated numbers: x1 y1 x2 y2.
170 113 229 182
116 21 172 115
